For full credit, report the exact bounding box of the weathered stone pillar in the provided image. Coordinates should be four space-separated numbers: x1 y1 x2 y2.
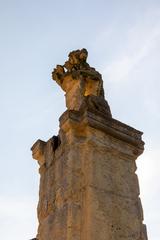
31 49 148 240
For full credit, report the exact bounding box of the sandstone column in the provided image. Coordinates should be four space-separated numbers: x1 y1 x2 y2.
31 49 148 240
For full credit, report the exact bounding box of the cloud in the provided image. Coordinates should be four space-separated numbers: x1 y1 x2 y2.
103 26 160 82
100 8 160 83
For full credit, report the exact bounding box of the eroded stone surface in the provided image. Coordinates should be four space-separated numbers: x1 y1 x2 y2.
31 49 147 240
52 48 111 114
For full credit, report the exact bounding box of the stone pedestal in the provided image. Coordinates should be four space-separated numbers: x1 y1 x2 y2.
31 48 147 240
31 109 147 240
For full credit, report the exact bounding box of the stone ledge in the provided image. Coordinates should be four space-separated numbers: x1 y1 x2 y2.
31 139 46 165
59 110 144 152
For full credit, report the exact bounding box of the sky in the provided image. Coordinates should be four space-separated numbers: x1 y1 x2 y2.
0 0 160 239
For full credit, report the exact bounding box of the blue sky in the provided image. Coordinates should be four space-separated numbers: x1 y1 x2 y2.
0 0 160 239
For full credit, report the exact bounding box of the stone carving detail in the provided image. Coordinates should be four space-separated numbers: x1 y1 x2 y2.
52 48 111 117
31 49 148 240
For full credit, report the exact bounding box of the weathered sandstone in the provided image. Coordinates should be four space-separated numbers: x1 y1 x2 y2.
31 49 148 240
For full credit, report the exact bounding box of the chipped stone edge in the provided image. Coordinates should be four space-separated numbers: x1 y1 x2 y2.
59 109 144 154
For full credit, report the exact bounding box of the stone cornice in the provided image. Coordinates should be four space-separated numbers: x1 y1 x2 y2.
59 109 144 152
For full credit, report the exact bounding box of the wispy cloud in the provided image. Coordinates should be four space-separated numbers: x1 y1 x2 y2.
99 8 160 83
102 26 160 82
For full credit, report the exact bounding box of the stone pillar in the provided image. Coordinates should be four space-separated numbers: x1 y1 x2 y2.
31 49 148 240
31 109 147 240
